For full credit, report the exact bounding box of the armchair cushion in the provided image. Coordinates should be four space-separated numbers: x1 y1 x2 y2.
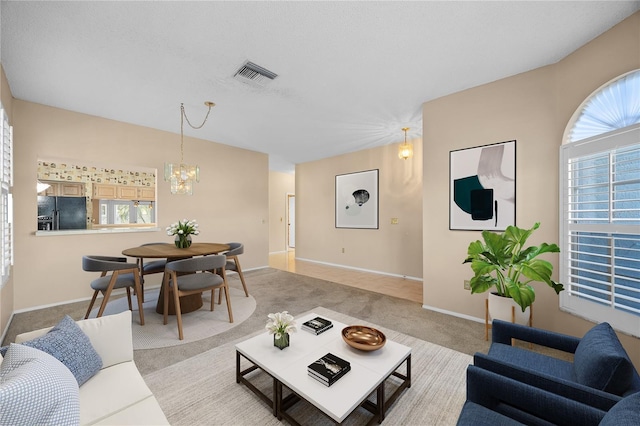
457 401 525 426
18 315 103 386
488 343 575 381
573 322 633 395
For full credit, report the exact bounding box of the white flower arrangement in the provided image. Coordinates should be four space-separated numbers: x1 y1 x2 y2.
265 311 297 339
166 219 200 237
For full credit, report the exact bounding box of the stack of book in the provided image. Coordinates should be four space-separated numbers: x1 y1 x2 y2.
307 353 351 387
301 317 333 335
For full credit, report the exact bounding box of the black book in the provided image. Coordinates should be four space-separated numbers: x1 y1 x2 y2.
302 317 333 335
307 353 351 386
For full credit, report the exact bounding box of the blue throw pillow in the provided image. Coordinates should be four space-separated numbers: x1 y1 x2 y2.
573 322 633 395
20 315 103 386
600 392 640 426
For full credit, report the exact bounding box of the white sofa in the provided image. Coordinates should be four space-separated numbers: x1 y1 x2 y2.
7 310 169 425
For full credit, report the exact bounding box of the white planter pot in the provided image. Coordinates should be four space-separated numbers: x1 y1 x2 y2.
488 293 530 325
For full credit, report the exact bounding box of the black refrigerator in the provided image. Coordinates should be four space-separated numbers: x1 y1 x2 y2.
37 196 87 230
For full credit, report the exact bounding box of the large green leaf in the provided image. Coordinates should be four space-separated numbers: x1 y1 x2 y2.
470 275 499 294
508 284 536 312
519 259 554 284
466 240 485 257
482 231 509 265
470 259 498 276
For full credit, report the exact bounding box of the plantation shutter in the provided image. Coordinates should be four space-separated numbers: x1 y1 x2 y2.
560 124 640 337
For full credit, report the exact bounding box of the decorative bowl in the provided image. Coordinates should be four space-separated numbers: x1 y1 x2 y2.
341 325 386 351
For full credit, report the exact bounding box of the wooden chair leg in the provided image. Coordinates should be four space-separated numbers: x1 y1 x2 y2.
234 258 249 297
172 277 184 340
133 270 145 326
220 268 233 323
223 285 234 323
96 289 111 318
85 290 99 319
96 273 118 318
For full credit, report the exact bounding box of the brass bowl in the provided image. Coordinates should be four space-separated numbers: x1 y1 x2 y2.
342 325 386 351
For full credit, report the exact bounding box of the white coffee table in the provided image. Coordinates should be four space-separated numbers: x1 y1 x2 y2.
235 312 411 424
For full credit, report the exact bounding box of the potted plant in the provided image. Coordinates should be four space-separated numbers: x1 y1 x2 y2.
463 222 564 323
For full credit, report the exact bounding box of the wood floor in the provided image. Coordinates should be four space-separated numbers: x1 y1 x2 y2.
268 250 423 304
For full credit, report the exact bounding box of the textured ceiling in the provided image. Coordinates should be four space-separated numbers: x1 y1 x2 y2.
1 1 638 173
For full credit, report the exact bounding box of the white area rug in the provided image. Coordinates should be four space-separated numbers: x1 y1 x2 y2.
144 307 471 425
90 286 256 350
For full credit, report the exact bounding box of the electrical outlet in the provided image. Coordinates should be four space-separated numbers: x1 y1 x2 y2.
464 280 471 290
391 218 399 225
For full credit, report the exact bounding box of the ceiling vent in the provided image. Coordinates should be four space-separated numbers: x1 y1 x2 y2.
233 61 278 87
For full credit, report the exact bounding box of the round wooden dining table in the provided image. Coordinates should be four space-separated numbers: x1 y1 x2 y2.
122 242 230 315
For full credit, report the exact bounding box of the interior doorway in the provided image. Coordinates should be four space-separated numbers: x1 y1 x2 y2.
287 194 295 249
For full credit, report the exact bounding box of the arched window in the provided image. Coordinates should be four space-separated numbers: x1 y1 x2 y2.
559 70 640 337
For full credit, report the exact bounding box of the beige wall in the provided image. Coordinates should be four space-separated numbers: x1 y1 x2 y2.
269 171 295 253
12 100 269 311
296 139 423 279
0 65 14 335
422 12 640 366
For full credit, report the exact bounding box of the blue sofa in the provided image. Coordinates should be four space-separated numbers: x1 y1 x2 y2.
457 365 640 425
476 319 640 404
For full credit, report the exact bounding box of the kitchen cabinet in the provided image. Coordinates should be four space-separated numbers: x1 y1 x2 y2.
118 186 138 200
39 181 85 197
93 183 155 201
93 184 118 199
137 187 155 201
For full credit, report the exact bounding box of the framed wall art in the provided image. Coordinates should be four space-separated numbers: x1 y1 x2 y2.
450 140 516 231
335 169 379 229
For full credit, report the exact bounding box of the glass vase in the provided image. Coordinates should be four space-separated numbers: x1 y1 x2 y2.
273 332 289 350
174 234 192 248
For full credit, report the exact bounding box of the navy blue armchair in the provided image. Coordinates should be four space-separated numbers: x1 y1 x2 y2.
457 365 640 426
477 319 640 402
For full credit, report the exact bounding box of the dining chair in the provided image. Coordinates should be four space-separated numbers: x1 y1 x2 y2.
137 242 168 287
163 255 233 340
223 242 249 297
82 255 145 325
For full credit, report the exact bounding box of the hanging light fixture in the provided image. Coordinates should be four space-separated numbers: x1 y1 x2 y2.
164 101 215 195
398 127 413 160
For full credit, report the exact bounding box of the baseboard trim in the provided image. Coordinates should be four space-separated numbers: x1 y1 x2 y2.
295 257 422 282
422 303 485 324
11 284 165 315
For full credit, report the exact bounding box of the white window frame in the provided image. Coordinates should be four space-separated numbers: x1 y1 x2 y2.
0 104 13 287
559 124 640 337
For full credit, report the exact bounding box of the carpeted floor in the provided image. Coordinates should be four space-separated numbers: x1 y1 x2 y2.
3 268 490 377
144 307 472 425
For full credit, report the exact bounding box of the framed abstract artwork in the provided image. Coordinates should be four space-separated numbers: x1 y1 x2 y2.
335 169 379 229
450 140 516 231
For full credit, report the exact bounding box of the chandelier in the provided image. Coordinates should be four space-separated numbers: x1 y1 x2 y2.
398 127 413 160
164 101 215 195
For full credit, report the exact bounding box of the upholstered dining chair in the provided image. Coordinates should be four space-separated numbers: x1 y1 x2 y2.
223 242 249 297
82 255 145 325
163 255 233 340
137 242 169 284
